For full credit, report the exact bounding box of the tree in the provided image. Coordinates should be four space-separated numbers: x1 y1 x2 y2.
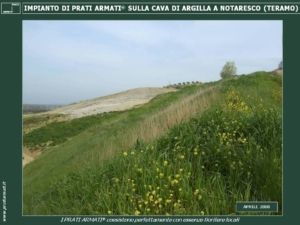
220 61 237 79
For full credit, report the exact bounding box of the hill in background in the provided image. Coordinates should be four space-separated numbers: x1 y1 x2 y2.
23 104 63 114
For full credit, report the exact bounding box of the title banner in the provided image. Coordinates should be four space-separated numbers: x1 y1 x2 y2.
1 2 300 15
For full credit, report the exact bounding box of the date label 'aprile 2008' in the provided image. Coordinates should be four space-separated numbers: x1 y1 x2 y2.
236 202 278 212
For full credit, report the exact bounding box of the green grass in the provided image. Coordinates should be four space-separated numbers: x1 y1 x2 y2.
24 84 205 149
24 111 124 148
23 72 282 215
23 113 66 134
23 82 218 213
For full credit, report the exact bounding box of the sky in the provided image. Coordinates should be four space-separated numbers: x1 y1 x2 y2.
23 20 282 105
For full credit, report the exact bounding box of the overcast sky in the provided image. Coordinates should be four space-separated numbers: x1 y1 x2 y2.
23 20 282 105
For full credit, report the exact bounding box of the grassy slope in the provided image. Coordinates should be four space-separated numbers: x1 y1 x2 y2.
24 82 219 213
24 72 282 215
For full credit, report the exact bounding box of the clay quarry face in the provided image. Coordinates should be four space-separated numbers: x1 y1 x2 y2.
51 87 176 119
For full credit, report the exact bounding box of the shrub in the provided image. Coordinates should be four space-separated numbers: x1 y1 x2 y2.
220 61 237 79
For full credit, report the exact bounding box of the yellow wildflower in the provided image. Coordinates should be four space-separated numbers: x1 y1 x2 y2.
166 199 172 204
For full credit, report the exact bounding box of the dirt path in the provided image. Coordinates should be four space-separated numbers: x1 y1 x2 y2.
23 148 41 167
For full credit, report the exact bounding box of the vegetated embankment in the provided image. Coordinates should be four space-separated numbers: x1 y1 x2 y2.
23 72 282 215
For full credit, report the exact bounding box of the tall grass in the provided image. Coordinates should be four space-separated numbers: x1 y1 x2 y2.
23 83 219 212
24 85 217 150
23 72 282 215
30 89 281 215
91 86 219 163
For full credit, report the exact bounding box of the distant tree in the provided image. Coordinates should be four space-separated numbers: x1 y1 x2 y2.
278 61 283 69
220 61 237 79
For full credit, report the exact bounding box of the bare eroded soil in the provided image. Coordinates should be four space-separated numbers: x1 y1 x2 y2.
51 87 176 119
23 148 41 167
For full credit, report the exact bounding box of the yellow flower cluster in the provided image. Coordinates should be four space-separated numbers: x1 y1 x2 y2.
116 141 208 215
225 90 249 112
